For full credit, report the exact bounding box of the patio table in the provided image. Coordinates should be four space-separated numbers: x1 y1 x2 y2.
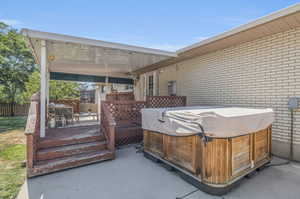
48 104 74 127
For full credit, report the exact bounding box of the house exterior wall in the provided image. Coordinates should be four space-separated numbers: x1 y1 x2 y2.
158 65 178 96
137 27 300 161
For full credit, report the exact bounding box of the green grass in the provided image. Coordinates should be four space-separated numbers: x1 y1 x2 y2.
0 144 26 161
0 117 27 133
0 144 26 199
0 117 26 199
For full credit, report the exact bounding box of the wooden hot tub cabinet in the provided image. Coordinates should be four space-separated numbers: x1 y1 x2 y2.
143 126 272 195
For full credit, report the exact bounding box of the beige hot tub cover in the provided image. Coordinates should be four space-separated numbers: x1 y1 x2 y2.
141 106 274 138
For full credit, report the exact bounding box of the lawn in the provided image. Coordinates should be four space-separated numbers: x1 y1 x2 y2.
0 117 27 133
0 117 26 199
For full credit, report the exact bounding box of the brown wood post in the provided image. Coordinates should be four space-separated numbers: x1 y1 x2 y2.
25 92 40 176
26 134 34 169
108 125 115 153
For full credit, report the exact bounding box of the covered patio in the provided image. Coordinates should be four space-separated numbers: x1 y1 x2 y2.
22 28 176 138
22 29 179 177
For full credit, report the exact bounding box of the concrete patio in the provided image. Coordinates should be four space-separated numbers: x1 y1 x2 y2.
18 146 300 199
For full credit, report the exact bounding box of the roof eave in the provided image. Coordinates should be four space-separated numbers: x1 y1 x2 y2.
21 29 177 57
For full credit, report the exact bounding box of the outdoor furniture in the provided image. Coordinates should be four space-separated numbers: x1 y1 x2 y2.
74 113 80 122
89 113 98 120
74 112 99 123
50 99 80 114
48 104 74 127
25 93 115 178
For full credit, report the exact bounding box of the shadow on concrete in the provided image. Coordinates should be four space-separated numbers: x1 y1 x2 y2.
17 146 300 199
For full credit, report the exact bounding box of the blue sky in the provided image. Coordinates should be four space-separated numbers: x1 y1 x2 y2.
1 0 299 51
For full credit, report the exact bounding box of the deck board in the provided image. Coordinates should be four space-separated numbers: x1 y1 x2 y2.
42 125 101 141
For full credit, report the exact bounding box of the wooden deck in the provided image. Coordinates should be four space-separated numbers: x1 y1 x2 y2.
42 125 101 142
28 125 114 177
25 95 186 177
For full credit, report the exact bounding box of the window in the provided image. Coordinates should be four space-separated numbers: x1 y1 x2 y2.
148 75 154 96
168 81 177 96
143 71 157 99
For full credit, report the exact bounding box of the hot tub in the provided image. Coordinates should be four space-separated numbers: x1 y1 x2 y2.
141 106 274 195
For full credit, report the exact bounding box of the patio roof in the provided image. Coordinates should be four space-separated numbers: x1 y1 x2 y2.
21 29 177 79
21 29 177 137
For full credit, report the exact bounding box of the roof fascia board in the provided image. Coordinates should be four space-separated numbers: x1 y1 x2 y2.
21 29 177 57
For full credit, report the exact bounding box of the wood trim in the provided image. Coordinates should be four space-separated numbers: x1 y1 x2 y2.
22 28 177 57
144 127 271 185
253 133 256 163
227 138 232 183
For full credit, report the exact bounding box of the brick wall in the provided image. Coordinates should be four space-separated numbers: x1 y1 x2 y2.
156 27 300 161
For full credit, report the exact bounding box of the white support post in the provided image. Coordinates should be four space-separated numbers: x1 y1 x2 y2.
46 71 50 106
143 74 147 101
40 40 47 138
95 85 101 120
153 71 158 96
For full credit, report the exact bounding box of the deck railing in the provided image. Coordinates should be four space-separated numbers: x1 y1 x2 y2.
146 96 186 108
101 102 116 152
100 96 186 146
102 100 146 122
24 94 187 172
101 101 147 146
24 93 40 170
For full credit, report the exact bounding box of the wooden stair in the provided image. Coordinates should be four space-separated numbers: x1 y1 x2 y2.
28 128 114 177
36 141 107 161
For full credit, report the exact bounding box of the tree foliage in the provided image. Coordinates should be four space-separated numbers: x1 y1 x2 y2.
0 22 35 108
0 22 81 116
21 71 80 102
50 80 80 100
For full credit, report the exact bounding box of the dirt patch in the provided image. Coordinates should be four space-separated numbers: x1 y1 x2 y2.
0 130 26 147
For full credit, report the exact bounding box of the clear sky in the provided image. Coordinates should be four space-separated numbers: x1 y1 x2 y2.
1 0 299 51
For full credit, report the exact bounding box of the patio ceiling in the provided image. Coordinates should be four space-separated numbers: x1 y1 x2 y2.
21 29 178 138
21 29 177 79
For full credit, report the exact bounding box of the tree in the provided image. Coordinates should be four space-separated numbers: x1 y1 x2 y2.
21 71 80 102
50 80 80 100
19 71 40 103
0 22 35 115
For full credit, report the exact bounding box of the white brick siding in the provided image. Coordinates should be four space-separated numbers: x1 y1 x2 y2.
154 27 300 160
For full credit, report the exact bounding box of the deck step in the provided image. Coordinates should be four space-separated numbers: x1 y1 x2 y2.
38 132 105 149
37 141 107 161
29 150 114 177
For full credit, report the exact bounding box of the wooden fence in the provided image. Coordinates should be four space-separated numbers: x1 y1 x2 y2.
0 103 30 117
